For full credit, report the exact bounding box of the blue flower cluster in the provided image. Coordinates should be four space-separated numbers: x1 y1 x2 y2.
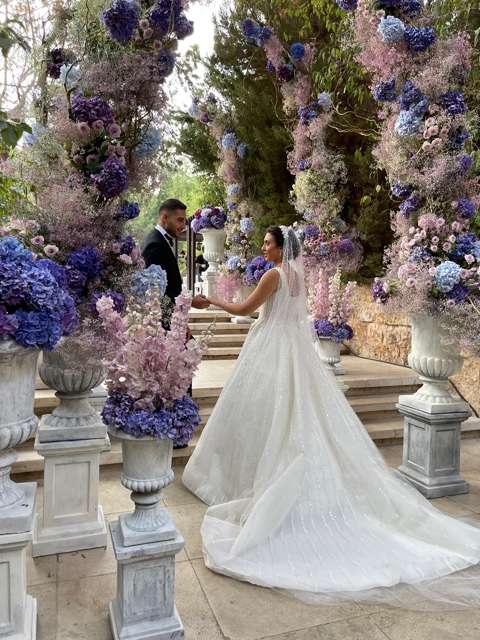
378 16 405 44
0 237 78 350
240 19 272 47
71 94 114 127
290 42 306 61
298 93 332 124
394 98 428 137
226 256 242 271
102 0 140 44
456 198 477 220
334 0 358 10
134 127 162 158
399 194 420 216
117 201 140 220
131 265 168 298
221 131 237 149
458 154 473 175
314 319 354 343
441 91 467 116
67 246 103 279
102 392 200 445
391 182 413 199
409 246 429 263
404 26 436 52
239 218 255 235
372 78 396 102
92 155 128 199
243 256 274 286
237 142 248 159
450 232 477 260
434 261 461 293
399 81 424 111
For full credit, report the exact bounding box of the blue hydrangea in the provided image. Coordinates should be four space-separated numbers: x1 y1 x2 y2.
227 183 241 197
297 159 311 171
391 182 413 199
255 27 272 46
372 78 396 102
36 259 68 288
378 16 405 44
450 232 477 260
317 92 332 111
67 246 103 279
399 194 420 216
290 42 306 61
131 265 168 298
334 0 358 10
14 310 62 351
448 283 469 304
92 156 128 199
227 256 241 271
102 0 140 44
156 49 176 78
404 26 436 52
117 201 140 220
241 18 261 43
221 132 237 149
394 110 422 137
59 63 81 89
237 142 248 159
399 81 423 111
408 246 429 263
239 218 255 235
400 0 422 16
134 127 162 158
0 237 34 263
458 154 473 175
435 261 461 293
441 91 467 116
456 198 477 220
170 396 201 446
174 14 194 39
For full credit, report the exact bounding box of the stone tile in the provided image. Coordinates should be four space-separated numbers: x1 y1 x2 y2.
27 547 57 586
169 503 208 560
163 469 206 508
98 467 132 515
56 535 114 583
429 497 475 517
448 491 480 513
175 561 224 639
370 607 480 640
191 560 362 640
30 582 57 640
266 615 390 640
57 573 115 640
379 445 403 468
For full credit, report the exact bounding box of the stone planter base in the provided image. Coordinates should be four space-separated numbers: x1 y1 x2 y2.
231 315 254 325
0 482 36 536
397 399 470 498
0 518 37 639
109 522 185 640
32 433 109 557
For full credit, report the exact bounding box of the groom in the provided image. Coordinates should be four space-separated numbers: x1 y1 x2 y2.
142 198 209 312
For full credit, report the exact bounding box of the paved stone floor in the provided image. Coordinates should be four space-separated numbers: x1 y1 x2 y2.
28 438 480 640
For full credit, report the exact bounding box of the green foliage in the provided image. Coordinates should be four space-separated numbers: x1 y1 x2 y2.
0 112 31 149
0 18 30 58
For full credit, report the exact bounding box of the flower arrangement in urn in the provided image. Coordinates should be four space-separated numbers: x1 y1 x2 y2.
190 205 228 233
243 256 275 287
313 269 356 343
335 0 480 354
99 266 209 446
0 236 78 350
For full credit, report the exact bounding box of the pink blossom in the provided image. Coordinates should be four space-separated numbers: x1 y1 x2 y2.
92 120 104 132
111 242 121 254
115 146 127 157
443 242 452 252
437 218 446 228
44 244 59 257
422 141 432 152
108 123 122 138
431 138 443 149
430 245 438 252
432 236 439 243
406 277 416 288
465 254 475 264
31 235 45 246
119 254 132 265
448 235 456 243
446 299 456 308
428 267 437 276
451 221 462 232
76 122 90 135
153 40 162 51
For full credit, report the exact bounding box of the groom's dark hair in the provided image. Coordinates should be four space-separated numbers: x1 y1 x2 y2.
159 198 187 214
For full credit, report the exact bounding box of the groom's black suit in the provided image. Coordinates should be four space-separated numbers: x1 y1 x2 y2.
142 227 182 302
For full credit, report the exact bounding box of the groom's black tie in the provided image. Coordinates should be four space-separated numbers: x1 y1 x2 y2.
165 233 174 248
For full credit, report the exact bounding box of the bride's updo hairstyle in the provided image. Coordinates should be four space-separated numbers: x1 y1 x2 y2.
266 226 301 259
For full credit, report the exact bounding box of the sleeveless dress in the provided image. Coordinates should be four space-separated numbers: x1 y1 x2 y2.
183 267 480 607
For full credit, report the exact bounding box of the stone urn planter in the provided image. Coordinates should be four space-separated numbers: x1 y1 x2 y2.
108 427 185 640
231 283 255 325
314 337 348 393
32 340 109 556
0 340 39 639
202 228 226 299
398 314 470 498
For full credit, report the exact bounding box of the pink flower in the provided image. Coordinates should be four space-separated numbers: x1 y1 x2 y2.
139 18 149 29
143 27 153 39
442 242 452 252
465 254 475 264
86 154 98 164
451 221 462 232
44 244 59 257
25 220 40 232
437 218 446 228
92 120 104 132
119 254 132 265
409 227 416 235
431 138 443 149
405 277 416 288
421 141 432 152
153 40 162 50
432 236 439 243
115 146 127 157
31 235 45 246
108 123 122 138
73 154 84 164
448 235 456 243
446 299 456 308
76 122 90 135
111 242 121 254
430 245 438 252
428 267 437 276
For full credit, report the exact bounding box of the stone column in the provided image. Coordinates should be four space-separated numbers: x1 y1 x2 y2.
398 314 470 498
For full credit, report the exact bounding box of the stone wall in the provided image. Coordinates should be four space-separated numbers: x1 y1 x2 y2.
348 285 480 415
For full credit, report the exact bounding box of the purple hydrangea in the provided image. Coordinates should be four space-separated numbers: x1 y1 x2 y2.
46 48 70 79
399 194 420 216
120 235 136 255
458 154 473 175
0 260 29 305
266 59 276 73
36 259 68 288
314 319 353 343
89 290 126 317
339 238 354 255
277 64 295 82
335 0 358 10
372 278 390 304
102 0 140 44
241 18 260 40
404 26 436 52
92 155 128 198
156 48 176 78
399 81 424 111
102 391 134 429
391 182 413 199
71 94 115 127
67 246 103 279
65 266 87 299
400 0 422 16
117 201 140 220
450 232 477 260
456 198 477 220
290 42 306 61
304 225 320 240
58 290 79 335
408 246 429 263
170 396 201 446
14 310 63 351
448 283 469 304
174 14 194 39
0 305 18 338
372 78 396 102
441 91 467 116
297 159 311 171
449 128 470 151
243 256 274 286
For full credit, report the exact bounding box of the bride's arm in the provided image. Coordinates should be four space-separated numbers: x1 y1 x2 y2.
206 269 280 316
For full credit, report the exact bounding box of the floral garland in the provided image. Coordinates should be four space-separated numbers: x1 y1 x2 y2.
313 269 356 343
336 0 480 353
2 1 197 360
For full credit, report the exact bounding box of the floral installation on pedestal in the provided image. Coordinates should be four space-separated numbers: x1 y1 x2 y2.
99 266 209 446
241 19 360 330
1 0 197 362
0 236 78 350
188 94 259 301
190 205 228 234
335 0 480 353
313 268 356 343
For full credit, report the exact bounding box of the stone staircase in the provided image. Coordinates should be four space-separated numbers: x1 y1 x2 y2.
14 308 480 475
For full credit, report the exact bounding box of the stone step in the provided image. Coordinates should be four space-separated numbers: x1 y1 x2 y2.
207 334 248 347
204 346 242 359
190 322 251 334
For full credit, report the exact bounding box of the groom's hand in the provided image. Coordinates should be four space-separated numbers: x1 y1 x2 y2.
192 295 209 309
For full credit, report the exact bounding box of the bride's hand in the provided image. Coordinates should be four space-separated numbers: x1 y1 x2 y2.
206 296 221 308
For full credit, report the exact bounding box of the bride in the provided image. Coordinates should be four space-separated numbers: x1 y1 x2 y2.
182 225 480 607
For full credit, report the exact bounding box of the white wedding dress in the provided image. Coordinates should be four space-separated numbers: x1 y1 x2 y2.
183 242 480 608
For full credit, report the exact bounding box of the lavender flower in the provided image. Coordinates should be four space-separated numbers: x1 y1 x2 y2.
378 16 405 45
404 26 436 52
317 92 332 111
391 182 413 199
102 0 140 44
372 278 390 303
89 290 125 316
441 91 467 116
335 0 358 10
372 78 396 102
458 154 473 175
170 396 200 446
174 15 194 39
71 94 115 127
399 194 420 216
92 155 128 198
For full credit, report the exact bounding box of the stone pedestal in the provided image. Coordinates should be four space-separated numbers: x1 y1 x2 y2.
32 431 109 557
397 397 470 498
0 488 37 640
315 338 349 394
203 269 219 300
109 523 184 640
